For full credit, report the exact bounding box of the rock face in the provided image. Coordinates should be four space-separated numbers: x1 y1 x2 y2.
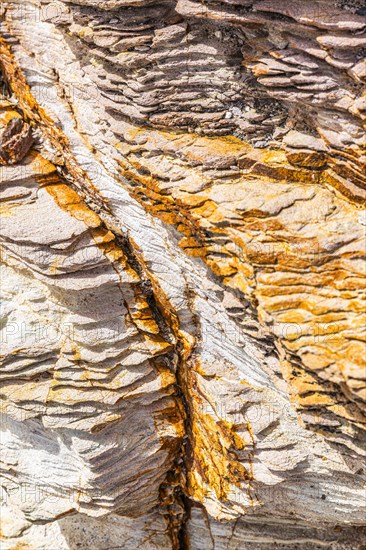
0 1 365 548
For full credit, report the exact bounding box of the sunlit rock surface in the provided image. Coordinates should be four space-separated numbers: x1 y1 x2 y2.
0 1 365 548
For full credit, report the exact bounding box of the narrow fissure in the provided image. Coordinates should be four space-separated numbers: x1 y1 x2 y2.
0 33 194 548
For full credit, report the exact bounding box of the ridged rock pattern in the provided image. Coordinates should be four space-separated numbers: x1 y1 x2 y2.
0 1 365 548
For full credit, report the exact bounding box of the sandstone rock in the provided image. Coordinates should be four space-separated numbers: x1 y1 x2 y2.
0 1 365 548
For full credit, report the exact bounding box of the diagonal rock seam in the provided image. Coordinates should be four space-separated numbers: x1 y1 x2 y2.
0 34 193 548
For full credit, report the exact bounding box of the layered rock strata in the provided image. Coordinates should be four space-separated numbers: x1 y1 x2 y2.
0 1 365 548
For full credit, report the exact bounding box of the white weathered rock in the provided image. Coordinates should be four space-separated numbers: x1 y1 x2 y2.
0 1 365 548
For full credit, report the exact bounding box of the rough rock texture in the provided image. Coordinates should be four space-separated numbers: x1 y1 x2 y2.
0 1 365 548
